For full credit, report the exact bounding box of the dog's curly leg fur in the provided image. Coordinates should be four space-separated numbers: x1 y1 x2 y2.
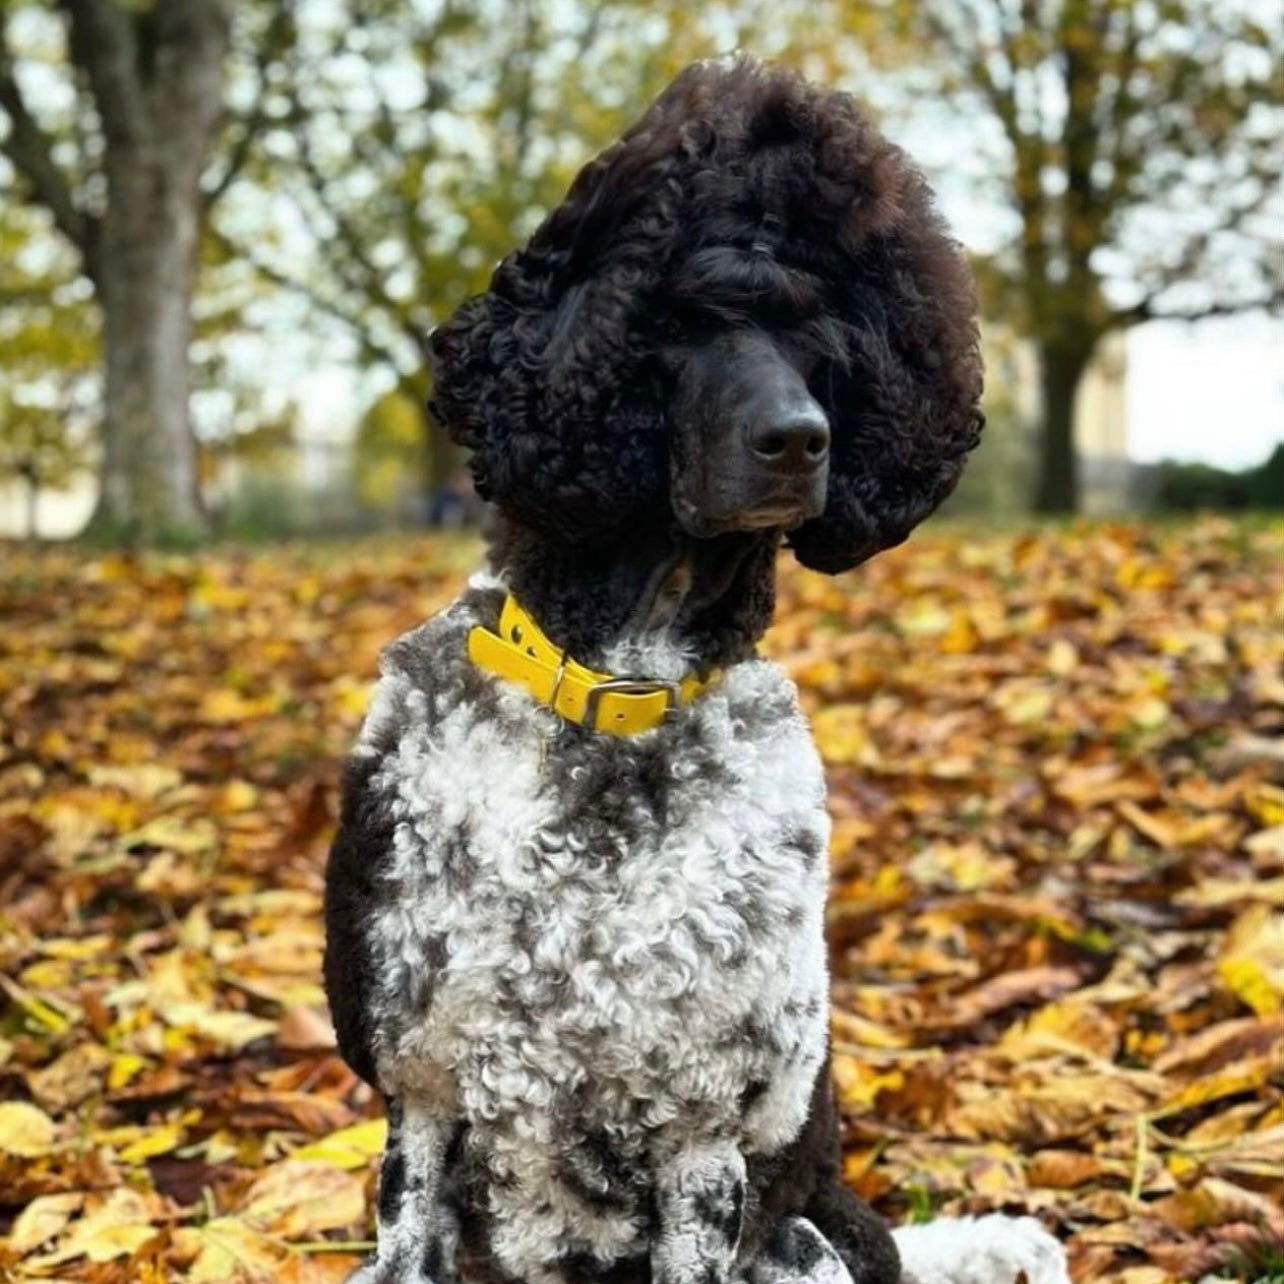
653 1140 746 1284
350 1100 460 1284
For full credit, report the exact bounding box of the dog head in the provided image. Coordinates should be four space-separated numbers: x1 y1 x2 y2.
429 55 983 573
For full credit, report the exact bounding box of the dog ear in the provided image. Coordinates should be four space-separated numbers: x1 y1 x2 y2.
427 274 670 543
788 179 984 575
427 126 685 543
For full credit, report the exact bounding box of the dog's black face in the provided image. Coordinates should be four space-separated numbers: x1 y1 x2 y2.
666 330 830 538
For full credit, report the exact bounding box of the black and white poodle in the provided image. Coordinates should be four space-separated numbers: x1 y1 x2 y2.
325 56 1069 1284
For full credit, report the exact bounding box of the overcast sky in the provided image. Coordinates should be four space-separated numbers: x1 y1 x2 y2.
1126 314 1283 469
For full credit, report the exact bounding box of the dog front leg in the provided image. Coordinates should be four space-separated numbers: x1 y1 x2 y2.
351 1098 460 1284
652 1139 746 1284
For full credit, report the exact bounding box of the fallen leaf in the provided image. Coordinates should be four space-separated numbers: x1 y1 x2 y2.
0 1101 58 1156
5 1191 84 1255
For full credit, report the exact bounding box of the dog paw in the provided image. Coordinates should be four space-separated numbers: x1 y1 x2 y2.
891 1215 1069 1284
346 1249 447 1284
750 1215 854 1284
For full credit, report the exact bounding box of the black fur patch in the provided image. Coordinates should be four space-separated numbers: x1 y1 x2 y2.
768 1216 824 1269
377 1147 406 1225
693 1170 744 1246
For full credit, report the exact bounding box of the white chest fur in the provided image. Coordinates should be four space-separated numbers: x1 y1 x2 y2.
354 601 833 1269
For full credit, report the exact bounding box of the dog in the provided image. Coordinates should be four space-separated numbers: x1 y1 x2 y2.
324 55 1070 1284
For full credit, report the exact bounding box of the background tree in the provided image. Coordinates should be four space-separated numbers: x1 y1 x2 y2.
0 202 97 538
231 0 788 493
0 391 92 538
848 0 1284 512
0 0 293 542
353 389 429 518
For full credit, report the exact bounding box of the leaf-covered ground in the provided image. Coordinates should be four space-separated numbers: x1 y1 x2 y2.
1 520 1282 1284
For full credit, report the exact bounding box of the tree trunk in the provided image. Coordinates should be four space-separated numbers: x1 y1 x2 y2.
1033 342 1093 515
80 2 233 544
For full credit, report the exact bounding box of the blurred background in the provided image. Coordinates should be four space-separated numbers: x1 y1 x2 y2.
0 0 1281 545
3 9 1283 1280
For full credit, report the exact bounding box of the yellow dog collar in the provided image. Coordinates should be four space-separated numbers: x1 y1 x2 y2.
467 595 716 737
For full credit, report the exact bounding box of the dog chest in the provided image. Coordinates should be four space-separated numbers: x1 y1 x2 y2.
362 604 832 1134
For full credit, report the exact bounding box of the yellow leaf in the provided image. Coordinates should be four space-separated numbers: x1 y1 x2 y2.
831 1009 908 1050
0 973 76 1033
293 1117 388 1170
831 1054 904 1111
1218 957 1282 1015
907 840 1014 893
78 1222 156 1263
181 1217 290 1283
1047 638 1078 676
122 814 218 856
217 778 260 813
118 1121 187 1164
5 1192 84 1255
992 680 1054 726
896 599 951 636
26 1188 159 1267
108 1052 149 1092
1246 783 1284 828
0 1101 57 1156
1218 905 1284 1015
332 676 375 719
811 704 874 766
1129 696 1170 730
158 1001 278 1050
199 688 281 722
243 1160 366 1238
87 763 183 799
39 935 114 961
1002 999 1120 1062
1157 1056 1277 1116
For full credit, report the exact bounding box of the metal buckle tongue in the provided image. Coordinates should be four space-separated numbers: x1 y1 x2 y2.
583 678 681 730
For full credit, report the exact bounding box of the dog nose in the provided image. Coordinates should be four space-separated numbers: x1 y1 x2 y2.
746 409 830 473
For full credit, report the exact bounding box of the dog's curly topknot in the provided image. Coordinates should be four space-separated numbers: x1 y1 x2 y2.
429 55 983 569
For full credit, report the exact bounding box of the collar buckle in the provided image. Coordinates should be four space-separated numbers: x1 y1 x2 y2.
583 677 682 730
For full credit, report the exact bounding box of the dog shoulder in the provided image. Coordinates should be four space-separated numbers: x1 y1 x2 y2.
353 585 505 760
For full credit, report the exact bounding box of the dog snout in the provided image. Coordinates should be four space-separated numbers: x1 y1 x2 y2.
746 405 830 475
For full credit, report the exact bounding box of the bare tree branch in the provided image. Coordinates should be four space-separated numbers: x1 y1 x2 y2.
58 0 148 144
1113 175 1283 327
1121 290 1283 326
203 0 296 210
209 223 414 375
289 111 431 358
0 30 99 273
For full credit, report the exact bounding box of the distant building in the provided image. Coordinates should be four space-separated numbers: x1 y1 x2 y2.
954 327 1130 515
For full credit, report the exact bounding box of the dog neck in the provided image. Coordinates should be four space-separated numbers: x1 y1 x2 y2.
485 512 781 676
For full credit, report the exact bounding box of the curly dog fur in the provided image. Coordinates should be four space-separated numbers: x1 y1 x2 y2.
429 56 982 574
325 55 1068 1284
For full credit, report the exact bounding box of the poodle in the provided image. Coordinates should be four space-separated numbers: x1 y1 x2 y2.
324 55 1070 1284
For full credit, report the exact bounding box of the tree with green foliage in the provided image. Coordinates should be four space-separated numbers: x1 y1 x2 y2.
0 0 294 543
850 0 1284 513
233 0 784 493
353 389 429 517
0 391 92 538
0 202 97 538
